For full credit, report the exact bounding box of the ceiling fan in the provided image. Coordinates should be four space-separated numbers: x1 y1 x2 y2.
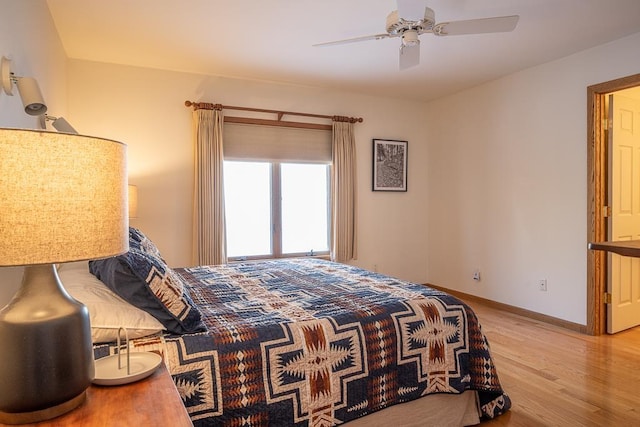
314 0 519 70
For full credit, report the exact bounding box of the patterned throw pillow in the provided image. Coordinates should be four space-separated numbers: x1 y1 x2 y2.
128 227 164 260
89 228 205 335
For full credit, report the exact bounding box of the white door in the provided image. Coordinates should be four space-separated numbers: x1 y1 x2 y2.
608 93 640 333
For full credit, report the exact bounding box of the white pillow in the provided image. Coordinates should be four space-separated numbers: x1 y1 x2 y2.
58 261 165 344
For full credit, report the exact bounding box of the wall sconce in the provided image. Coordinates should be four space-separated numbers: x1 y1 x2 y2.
40 114 78 134
1 56 47 116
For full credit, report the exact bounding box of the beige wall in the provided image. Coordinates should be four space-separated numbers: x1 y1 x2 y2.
0 1 68 129
2 0 640 328
0 0 69 305
65 61 431 283
425 32 640 325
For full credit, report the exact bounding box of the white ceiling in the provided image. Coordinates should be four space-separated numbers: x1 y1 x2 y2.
46 0 640 102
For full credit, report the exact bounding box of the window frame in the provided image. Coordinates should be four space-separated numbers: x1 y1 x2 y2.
225 160 331 261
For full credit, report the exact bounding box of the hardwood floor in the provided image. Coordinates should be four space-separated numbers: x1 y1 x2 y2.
463 298 640 426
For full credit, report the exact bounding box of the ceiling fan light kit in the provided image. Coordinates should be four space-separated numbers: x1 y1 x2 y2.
314 0 519 70
386 8 435 36
401 30 419 47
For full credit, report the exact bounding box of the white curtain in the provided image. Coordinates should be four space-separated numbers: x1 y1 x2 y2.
192 108 227 265
331 120 357 262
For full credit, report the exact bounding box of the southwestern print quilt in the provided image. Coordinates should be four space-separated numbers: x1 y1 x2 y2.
95 258 510 426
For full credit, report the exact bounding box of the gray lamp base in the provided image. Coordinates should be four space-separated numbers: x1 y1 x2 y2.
0 392 86 425
0 264 94 424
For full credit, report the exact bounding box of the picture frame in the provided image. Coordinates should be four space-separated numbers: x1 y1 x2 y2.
372 139 408 192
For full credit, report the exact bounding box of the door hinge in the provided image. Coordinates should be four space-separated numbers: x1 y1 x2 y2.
604 292 612 304
603 206 611 217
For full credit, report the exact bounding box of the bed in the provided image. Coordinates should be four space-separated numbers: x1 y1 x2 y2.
60 228 510 426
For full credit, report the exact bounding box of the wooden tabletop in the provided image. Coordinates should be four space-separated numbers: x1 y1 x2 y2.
1 362 192 427
588 240 640 258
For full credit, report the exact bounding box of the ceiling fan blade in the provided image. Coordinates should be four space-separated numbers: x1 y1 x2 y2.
313 33 391 47
399 43 420 70
434 15 519 36
397 0 428 21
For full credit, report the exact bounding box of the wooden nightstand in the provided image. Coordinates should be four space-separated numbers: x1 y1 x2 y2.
0 362 192 427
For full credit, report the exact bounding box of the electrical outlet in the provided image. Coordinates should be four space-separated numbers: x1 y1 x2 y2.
538 279 547 291
473 270 481 281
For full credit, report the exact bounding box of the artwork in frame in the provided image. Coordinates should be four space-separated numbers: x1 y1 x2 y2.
372 139 408 192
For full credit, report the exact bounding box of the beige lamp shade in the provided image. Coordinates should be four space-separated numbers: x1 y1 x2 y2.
0 128 128 266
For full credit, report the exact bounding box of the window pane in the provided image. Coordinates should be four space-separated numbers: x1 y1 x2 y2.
281 163 329 254
224 161 271 257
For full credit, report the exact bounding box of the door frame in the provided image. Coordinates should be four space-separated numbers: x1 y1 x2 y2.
587 73 640 335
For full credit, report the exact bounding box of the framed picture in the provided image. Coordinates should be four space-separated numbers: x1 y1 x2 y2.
372 139 408 192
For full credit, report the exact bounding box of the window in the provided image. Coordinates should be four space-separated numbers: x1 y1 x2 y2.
281 163 329 254
223 161 272 257
224 160 330 259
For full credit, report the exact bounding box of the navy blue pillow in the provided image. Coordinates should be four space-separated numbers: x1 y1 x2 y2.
89 243 205 335
128 227 164 261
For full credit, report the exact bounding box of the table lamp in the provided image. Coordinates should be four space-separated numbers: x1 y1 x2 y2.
0 128 128 424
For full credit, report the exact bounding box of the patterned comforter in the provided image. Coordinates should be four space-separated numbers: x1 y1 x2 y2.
95 258 510 426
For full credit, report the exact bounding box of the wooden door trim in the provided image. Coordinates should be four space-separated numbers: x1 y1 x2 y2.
587 73 640 335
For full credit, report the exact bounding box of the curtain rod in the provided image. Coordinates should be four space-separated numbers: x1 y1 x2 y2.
184 100 363 124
